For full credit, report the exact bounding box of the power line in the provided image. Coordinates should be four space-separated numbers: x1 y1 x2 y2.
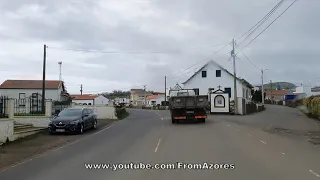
236 0 285 46
168 47 231 78
238 0 298 52
167 0 288 79
47 44 226 55
240 51 260 70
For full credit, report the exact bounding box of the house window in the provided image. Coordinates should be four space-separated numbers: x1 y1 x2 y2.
224 88 231 98
19 93 26 99
216 70 221 77
202 71 207 78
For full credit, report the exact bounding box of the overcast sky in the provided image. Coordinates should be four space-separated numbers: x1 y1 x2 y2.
0 0 319 94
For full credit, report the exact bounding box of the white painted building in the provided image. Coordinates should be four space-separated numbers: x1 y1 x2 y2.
146 94 165 106
71 94 109 105
311 86 320 96
182 60 253 101
0 80 69 101
294 85 312 97
113 97 130 104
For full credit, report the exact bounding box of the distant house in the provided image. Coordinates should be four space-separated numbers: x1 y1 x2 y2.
71 94 109 105
146 94 165 106
130 89 152 106
311 86 320 96
182 60 253 101
113 97 130 104
0 80 69 101
294 85 312 98
265 89 293 101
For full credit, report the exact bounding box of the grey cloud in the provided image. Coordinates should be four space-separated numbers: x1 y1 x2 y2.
0 0 320 93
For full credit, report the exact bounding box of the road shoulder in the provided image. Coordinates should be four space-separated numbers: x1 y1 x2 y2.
0 119 116 170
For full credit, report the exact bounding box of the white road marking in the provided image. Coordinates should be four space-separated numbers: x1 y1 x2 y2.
0 122 118 172
161 117 163 120
227 124 231 126
280 152 286 155
260 140 267 144
154 138 162 152
248 134 252 136
309 169 320 178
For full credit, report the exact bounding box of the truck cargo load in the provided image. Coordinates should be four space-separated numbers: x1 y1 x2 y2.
168 89 209 123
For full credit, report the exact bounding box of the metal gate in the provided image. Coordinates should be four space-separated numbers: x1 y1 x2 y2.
0 96 8 118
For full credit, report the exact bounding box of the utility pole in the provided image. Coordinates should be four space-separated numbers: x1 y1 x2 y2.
143 85 146 106
41 44 47 114
80 84 83 95
261 69 265 104
164 76 167 102
270 80 272 101
231 39 238 114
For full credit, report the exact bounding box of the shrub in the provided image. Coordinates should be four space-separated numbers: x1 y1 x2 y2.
257 105 265 112
265 99 272 104
277 101 284 105
115 107 129 120
301 96 320 119
246 103 257 114
158 106 167 110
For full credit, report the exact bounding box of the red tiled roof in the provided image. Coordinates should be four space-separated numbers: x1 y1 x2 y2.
71 94 99 100
146 95 161 100
0 80 62 89
265 89 290 96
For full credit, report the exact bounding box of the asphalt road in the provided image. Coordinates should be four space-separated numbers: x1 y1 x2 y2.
1 109 320 179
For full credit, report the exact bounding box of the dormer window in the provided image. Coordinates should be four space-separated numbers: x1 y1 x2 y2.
202 71 207 78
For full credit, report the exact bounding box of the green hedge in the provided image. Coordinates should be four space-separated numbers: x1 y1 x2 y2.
115 107 129 120
303 96 320 118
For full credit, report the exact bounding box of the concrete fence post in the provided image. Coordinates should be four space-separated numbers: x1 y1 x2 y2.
45 100 52 117
7 99 14 119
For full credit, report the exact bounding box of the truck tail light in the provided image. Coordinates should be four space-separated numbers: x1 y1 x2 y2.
195 116 206 118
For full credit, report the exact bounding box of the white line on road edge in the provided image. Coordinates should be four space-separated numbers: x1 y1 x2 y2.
0 122 118 173
154 138 162 152
260 140 267 144
309 169 320 178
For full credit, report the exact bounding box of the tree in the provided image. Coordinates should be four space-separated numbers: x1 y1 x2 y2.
252 90 266 103
101 90 130 99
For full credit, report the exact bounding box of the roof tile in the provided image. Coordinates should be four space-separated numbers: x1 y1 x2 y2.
0 80 62 89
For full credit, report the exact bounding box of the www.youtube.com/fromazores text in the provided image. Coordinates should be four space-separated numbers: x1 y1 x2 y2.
85 162 235 171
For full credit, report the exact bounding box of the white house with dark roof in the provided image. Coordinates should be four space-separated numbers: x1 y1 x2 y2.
0 80 69 101
182 60 253 101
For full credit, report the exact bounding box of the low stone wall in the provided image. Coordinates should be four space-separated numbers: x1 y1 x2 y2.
14 116 51 128
72 105 116 119
0 120 14 144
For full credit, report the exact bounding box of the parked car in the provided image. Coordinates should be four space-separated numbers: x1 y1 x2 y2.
48 107 97 134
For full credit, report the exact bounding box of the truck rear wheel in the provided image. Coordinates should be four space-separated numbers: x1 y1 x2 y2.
199 118 206 123
172 118 176 124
